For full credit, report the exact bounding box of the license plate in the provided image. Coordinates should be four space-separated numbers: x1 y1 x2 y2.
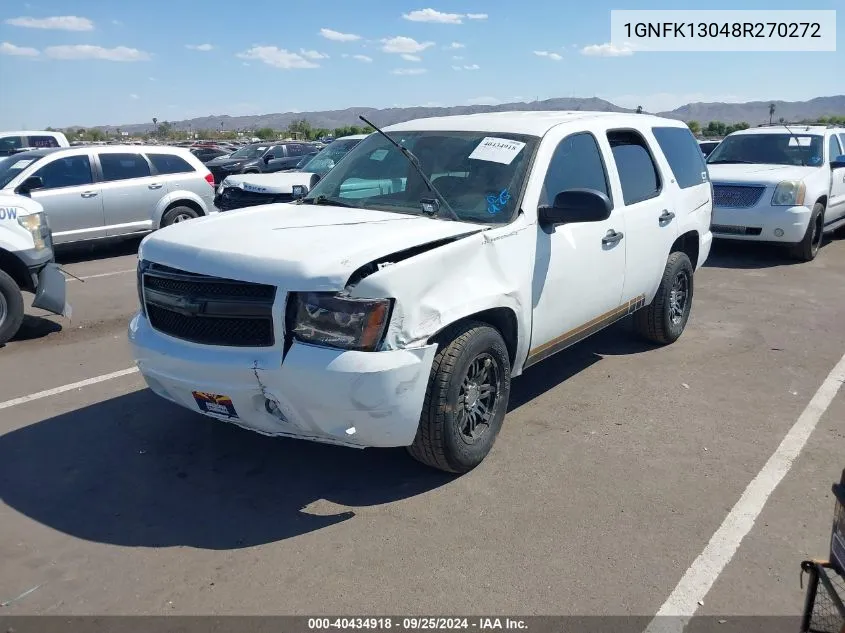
192 391 238 419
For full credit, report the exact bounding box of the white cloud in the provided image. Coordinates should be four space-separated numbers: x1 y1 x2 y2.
319 28 361 42
149 76 156 81
466 13 488 20
534 50 562 61
452 65 461 71
452 55 464 60
353 54 373 62
112 20 123 26
445 42 465 49
300 48 329 60
581 42 633 57
236 46 319 69
44 45 151 61
5 15 94 31
129 93 139 100
391 68 427 75
186 44 214 51
401 53 421 62
463 64 480 70
242 62 250 66
381 36 434 54
403 8 463 24
467 96 500 105
0 41 39 56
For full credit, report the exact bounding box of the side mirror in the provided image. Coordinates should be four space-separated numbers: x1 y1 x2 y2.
16 176 44 196
831 155 845 169
264 153 275 163
538 188 612 227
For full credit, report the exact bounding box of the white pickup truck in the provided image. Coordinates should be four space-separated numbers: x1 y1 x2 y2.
707 125 845 261
129 111 713 473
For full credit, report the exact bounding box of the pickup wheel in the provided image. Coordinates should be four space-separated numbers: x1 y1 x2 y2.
408 322 511 474
789 203 824 261
160 205 199 228
634 251 694 346
0 269 25 346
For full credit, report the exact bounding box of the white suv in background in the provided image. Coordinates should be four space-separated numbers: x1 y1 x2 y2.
706 125 845 261
0 146 216 245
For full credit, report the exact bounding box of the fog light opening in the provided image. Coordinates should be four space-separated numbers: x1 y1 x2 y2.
774 228 785 237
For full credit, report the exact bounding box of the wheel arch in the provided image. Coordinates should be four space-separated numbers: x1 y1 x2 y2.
0 247 32 292
671 230 700 271
155 195 206 228
427 307 519 371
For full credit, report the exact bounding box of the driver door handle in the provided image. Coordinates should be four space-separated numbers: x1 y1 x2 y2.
148 183 163 190
80 191 98 198
659 209 676 225
602 229 624 246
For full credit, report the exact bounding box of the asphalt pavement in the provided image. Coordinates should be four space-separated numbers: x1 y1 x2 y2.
0 235 843 620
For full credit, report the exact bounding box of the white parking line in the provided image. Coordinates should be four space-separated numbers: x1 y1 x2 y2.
71 269 136 281
643 350 845 633
0 367 139 411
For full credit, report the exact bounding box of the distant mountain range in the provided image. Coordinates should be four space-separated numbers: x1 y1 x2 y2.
85 95 845 135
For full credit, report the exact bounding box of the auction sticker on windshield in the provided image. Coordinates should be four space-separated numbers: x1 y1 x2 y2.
469 137 526 165
192 391 239 419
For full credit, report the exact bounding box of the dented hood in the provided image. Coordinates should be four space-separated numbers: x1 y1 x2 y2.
139 204 487 290
221 171 318 194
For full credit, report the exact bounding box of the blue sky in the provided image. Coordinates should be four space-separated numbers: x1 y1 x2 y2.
0 0 841 128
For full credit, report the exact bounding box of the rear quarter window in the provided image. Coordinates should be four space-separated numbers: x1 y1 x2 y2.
607 129 662 206
27 135 60 148
0 135 24 156
652 126 709 189
147 153 195 175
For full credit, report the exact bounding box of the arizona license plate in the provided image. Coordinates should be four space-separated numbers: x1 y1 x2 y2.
192 391 238 419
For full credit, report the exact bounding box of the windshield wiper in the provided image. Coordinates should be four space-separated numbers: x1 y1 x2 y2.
358 114 460 222
298 194 355 208
781 123 806 167
707 159 755 164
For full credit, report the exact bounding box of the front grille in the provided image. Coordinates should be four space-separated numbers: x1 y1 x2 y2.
142 264 277 347
216 187 294 211
713 184 766 208
711 224 762 236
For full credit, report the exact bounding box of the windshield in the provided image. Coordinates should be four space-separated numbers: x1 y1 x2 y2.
300 138 363 176
0 153 45 189
227 144 270 160
303 131 538 224
707 133 824 166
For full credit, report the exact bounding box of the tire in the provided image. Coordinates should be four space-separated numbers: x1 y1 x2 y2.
634 251 694 346
408 322 511 474
160 205 199 228
0 269 25 346
789 203 824 262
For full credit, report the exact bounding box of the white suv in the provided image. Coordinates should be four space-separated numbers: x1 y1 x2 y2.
129 111 713 473
707 125 845 261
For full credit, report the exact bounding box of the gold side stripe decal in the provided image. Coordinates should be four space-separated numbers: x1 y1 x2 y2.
525 294 646 367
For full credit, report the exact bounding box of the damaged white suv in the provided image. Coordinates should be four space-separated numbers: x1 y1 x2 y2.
129 111 713 473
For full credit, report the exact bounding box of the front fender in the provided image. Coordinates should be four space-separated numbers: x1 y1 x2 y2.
153 191 209 229
349 221 537 376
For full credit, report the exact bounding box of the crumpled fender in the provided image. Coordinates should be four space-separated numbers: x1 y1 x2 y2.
348 219 537 377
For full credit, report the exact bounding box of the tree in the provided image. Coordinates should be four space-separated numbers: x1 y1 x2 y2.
152 117 158 136
687 120 701 135
768 103 775 125
255 127 277 140
636 105 643 114
287 118 313 140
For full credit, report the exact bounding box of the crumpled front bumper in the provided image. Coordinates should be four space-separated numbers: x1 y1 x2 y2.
128 313 437 448
32 262 71 318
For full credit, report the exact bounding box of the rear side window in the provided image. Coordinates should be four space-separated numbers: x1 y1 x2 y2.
287 144 307 156
32 155 93 189
147 153 195 175
99 153 151 181
0 135 24 155
652 126 709 189
27 135 60 148
829 134 843 160
539 132 611 207
607 130 662 205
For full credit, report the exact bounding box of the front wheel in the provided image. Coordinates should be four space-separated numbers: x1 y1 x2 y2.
789 203 824 262
634 251 694 345
408 322 511 474
160 205 199 228
0 269 25 346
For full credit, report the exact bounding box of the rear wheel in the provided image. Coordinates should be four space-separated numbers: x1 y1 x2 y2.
789 203 824 261
160 205 199 228
634 251 694 345
0 269 25 346
408 322 511 474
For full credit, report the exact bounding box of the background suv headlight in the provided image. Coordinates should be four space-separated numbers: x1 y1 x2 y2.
771 181 806 206
286 292 392 352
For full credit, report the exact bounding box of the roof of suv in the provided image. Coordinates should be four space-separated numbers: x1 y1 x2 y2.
731 125 844 136
383 110 688 137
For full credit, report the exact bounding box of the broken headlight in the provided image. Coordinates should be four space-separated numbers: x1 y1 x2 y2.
18 212 51 251
286 292 392 352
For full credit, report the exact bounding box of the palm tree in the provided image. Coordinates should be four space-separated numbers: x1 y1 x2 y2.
636 105 643 114
768 103 775 125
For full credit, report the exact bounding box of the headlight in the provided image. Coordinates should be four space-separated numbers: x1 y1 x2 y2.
136 260 151 317
286 292 392 352
17 211 51 251
771 181 806 206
